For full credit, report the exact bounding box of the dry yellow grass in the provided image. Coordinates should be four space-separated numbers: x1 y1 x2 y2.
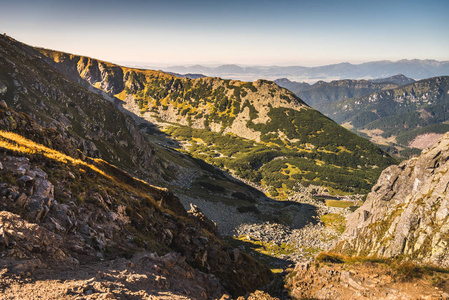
0 130 176 217
0 130 110 179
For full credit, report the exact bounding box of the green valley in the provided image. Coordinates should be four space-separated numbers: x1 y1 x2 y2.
37 48 395 196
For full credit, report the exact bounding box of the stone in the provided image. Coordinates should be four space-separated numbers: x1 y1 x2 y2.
232 248 240 262
0 227 9 248
338 133 449 267
16 193 30 207
33 178 54 198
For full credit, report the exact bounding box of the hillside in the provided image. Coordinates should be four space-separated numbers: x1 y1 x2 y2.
36 46 395 196
1 34 296 234
274 75 413 108
0 103 272 297
0 34 370 275
322 76 449 155
335 132 449 266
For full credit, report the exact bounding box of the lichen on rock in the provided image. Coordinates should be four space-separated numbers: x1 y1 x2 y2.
336 133 449 266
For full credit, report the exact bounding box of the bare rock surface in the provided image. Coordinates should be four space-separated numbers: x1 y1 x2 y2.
337 133 449 266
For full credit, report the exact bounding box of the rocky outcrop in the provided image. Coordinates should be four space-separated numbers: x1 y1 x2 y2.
336 133 449 266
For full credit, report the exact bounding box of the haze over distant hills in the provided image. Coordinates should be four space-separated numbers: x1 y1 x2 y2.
160 60 449 82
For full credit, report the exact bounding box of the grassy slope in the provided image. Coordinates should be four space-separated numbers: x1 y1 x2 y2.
36 47 396 195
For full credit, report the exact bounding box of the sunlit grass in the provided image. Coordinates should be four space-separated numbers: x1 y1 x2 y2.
0 130 110 178
320 213 346 233
325 200 355 208
315 252 449 282
0 130 169 204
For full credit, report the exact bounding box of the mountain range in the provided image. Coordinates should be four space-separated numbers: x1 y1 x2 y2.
276 75 449 157
160 60 449 82
2 34 449 299
275 74 415 107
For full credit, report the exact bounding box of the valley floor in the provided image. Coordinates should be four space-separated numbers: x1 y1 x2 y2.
176 182 355 270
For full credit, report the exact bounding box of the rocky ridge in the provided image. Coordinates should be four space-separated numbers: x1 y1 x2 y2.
324 76 449 153
336 132 449 267
39 47 308 143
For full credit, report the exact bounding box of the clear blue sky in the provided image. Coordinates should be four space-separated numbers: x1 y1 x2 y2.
1 0 448 66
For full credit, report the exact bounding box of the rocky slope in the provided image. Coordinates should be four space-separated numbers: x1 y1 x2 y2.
0 34 166 184
335 132 449 267
34 41 395 195
0 103 273 297
1 34 294 236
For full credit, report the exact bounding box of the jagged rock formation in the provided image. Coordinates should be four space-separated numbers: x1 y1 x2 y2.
0 104 273 297
336 133 449 267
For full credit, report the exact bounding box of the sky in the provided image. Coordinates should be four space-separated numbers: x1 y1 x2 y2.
1 0 448 66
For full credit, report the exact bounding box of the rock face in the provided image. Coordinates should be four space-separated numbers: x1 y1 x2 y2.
0 34 168 184
275 77 402 108
336 133 449 266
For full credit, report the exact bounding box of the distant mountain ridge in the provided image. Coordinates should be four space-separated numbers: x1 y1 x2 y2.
162 60 449 82
322 76 449 153
274 74 415 108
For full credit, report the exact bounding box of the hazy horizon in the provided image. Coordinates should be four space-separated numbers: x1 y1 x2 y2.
1 0 448 66
117 58 449 70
